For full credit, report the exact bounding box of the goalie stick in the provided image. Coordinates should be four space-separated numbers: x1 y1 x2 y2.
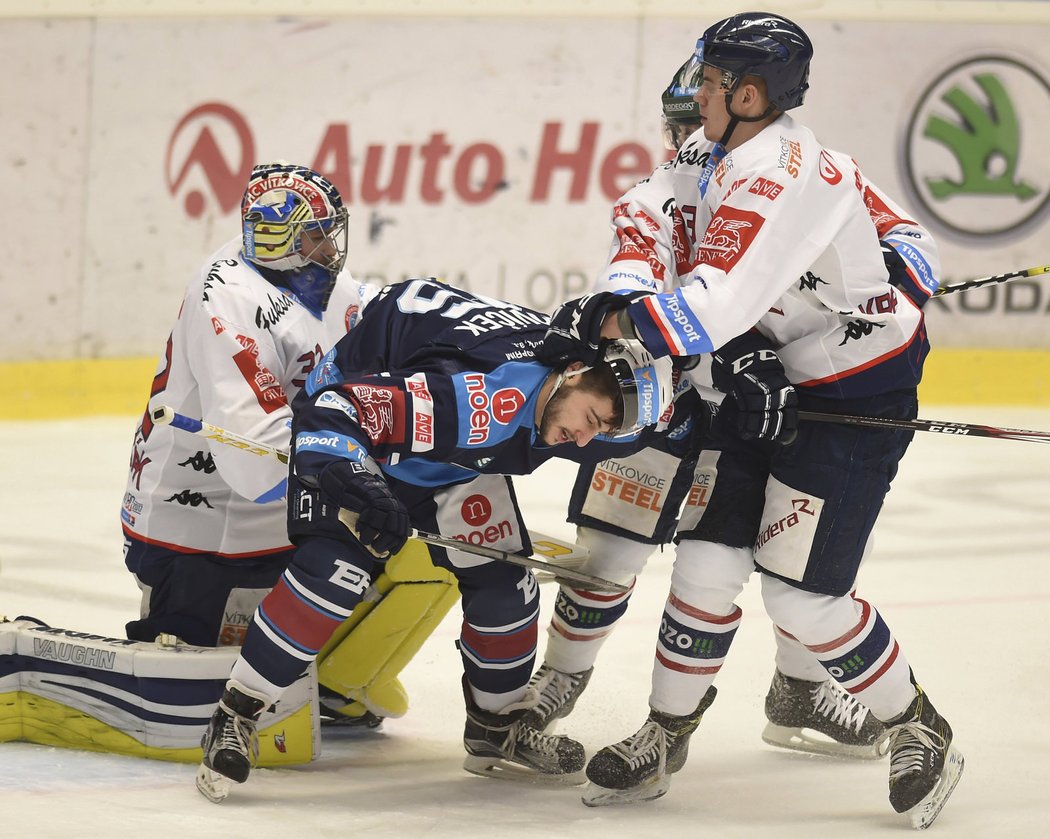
933 263 1050 297
800 410 1050 444
150 406 626 593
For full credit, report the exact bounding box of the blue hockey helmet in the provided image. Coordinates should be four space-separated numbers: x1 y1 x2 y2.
241 162 349 313
694 12 813 112
661 56 703 150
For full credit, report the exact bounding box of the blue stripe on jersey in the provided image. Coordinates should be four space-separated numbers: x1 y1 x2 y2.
294 430 372 463
883 236 939 296
305 348 344 396
630 289 714 357
254 478 287 504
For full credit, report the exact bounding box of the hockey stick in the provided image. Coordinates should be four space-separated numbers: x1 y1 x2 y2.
337 510 624 592
151 406 625 593
933 264 1050 297
150 405 289 463
800 410 1050 444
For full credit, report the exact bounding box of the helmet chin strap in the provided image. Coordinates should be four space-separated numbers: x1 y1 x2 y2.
537 366 586 431
719 90 777 147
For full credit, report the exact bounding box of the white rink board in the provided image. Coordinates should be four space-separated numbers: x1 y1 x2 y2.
3 6 1050 360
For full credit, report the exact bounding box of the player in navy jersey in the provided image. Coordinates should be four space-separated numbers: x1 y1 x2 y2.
195 278 675 801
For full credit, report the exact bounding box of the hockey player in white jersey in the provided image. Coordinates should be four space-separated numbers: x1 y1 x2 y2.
538 13 961 829
123 162 370 646
527 51 942 763
120 163 418 726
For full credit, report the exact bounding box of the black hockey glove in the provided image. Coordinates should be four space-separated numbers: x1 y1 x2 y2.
537 291 648 368
711 332 798 445
319 460 410 558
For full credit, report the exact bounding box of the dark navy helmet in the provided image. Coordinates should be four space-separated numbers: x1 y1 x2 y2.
696 12 813 112
661 56 703 150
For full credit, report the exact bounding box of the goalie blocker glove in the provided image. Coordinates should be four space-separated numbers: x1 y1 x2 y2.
318 460 411 557
537 291 649 368
711 331 798 445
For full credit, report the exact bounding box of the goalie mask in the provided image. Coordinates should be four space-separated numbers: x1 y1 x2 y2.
241 162 349 315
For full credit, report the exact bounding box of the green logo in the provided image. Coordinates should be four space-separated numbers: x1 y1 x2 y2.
903 56 1050 240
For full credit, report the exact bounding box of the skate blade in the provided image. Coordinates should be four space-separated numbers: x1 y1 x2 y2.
195 764 232 804
907 747 964 830
762 723 888 761
581 776 671 807
462 754 586 786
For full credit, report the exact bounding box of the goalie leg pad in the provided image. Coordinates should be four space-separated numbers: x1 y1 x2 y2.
0 617 319 766
317 541 459 719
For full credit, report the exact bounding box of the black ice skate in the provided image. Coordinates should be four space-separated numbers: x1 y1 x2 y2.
582 686 716 807
879 685 964 829
521 664 593 731
318 685 385 731
762 669 888 760
462 676 586 784
195 681 267 803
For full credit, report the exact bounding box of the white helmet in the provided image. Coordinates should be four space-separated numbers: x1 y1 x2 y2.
602 339 674 437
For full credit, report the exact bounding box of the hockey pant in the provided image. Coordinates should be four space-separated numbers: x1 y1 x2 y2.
649 388 921 719
123 536 294 647
232 473 541 713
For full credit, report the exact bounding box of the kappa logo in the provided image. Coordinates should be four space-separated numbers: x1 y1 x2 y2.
178 451 216 473
166 102 255 218
904 55 1050 240
165 490 214 508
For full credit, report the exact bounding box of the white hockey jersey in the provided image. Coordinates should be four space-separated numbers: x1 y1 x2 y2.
121 237 379 557
618 116 938 398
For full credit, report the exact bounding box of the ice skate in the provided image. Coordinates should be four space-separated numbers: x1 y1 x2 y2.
762 669 887 760
318 685 384 731
582 686 716 807
878 685 964 829
462 677 586 784
521 664 593 731
195 681 267 803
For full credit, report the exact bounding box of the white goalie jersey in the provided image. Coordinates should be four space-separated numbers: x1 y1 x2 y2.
121 237 378 557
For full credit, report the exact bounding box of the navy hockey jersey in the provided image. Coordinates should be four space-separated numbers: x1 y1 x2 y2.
293 279 637 489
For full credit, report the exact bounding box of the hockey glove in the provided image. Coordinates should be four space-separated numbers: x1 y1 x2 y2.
319 460 411 558
711 332 798 445
537 291 648 368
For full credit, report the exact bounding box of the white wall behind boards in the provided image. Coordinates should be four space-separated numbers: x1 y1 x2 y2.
3 3 1050 361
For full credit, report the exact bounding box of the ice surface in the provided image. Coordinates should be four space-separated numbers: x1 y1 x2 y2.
2 410 1049 837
